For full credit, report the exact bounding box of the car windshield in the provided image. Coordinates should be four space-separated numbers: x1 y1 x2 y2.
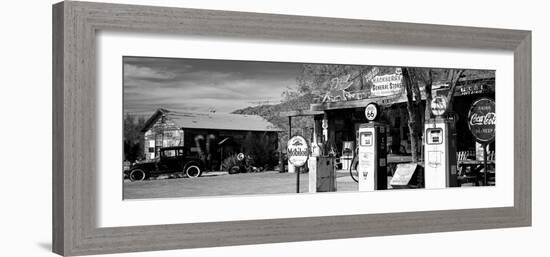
161 148 186 157
161 149 176 157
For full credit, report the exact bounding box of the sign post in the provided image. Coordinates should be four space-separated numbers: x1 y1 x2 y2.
288 136 309 193
467 98 496 186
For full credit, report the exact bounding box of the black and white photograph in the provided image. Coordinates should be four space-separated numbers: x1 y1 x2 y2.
3 0 544 256
122 56 496 199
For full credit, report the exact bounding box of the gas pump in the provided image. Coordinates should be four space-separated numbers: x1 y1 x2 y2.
357 103 388 191
424 96 458 189
308 117 336 193
341 141 354 170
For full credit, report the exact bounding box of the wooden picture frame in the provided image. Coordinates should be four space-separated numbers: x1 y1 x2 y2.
52 1 531 256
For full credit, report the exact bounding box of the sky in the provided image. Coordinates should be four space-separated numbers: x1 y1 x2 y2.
123 56 301 116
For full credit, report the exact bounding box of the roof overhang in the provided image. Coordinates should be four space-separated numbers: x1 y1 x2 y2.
310 79 495 112
279 110 324 117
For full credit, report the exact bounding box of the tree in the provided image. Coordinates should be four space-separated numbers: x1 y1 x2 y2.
411 68 434 120
444 69 466 111
401 68 422 162
242 132 278 169
285 64 378 149
401 67 466 162
123 114 146 162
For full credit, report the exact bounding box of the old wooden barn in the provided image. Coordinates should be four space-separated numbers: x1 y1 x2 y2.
141 108 282 171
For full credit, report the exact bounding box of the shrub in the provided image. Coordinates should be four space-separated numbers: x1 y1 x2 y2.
242 132 278 170
221 154 240 172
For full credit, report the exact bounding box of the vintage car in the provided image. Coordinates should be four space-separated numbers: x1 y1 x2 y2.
126 146 205 181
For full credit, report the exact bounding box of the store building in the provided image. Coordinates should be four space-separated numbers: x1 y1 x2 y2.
141 108 282 170
285 69 495 175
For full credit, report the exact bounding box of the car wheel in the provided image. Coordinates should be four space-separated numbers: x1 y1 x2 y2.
185 165 202 178
229 166 240 175
129 169 146 182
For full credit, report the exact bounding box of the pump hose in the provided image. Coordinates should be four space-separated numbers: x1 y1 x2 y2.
349 146 359 183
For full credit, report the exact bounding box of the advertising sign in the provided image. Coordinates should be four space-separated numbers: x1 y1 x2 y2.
287 136 309 167
468 98 496 143
390 163 419 188
430 96 448 116
363 67 379 81
370 73 403 97
458 84 491 96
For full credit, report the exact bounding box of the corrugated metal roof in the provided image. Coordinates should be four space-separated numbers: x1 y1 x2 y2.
143 109 282 132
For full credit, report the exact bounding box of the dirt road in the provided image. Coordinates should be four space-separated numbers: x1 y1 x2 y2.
123 171 358 200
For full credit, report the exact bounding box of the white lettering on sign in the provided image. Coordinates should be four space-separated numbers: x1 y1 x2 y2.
469 112 496 126
468 98 496 143
287 136 309 167
321 74 354 103
459 84 488 96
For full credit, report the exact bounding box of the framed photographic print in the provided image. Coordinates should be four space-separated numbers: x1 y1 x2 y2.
52 1 531 256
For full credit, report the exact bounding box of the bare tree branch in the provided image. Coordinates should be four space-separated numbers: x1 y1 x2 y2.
446 69 466 111
402 68 420 162
421 69 434 120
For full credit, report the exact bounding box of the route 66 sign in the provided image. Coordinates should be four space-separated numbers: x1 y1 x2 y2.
365 103 380 121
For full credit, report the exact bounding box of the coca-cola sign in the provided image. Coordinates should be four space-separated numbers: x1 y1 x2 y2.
468 98 496 143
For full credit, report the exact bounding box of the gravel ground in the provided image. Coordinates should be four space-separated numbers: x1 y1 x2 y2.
123 171 359 200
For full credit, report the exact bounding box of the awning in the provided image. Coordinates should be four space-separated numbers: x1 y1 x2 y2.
279 110 324 117
310 81 494 112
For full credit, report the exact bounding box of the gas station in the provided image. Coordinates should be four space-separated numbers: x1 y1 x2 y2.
282 70 496 193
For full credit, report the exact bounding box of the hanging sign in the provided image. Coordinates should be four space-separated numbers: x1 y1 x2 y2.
458 84 491 96
370 73 403 97
364 103 380 121
321 119 328 129
363 67 380 82
430 96 448 116
468 98 496 143
287 136 309 167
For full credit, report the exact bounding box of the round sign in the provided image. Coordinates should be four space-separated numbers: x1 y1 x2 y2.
237 153 245 161
431 96 448 116
287 136 309 167
364 103 380 121
468 98 496 143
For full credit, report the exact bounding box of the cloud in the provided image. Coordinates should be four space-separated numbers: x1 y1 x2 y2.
123 57 301 114
124 64 176 81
